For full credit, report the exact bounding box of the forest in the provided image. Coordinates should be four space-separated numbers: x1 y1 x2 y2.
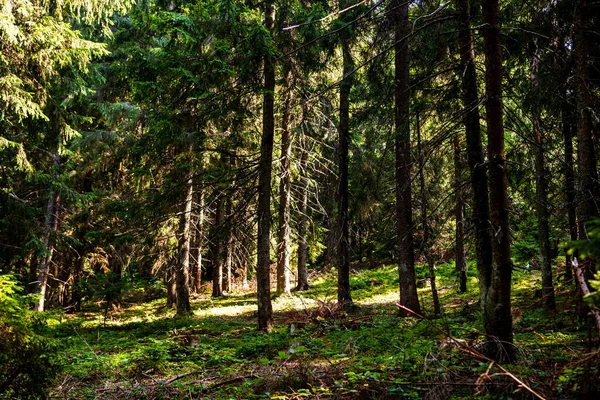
1 0 600 398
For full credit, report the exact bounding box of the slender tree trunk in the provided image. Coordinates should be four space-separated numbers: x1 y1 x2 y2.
454 134 467 293
256 0 275 331
530 52 555 311
393 0 420 316
337 0 354 306
193 188 205 293
455 0 493 309
166 261 177 309
212 195 224 298
224 155 236 294
481 0 514 362
176 163 193 315
563 104 576 283
573 0 599 238
36 152 61 312
276 76 292 296
296 134 310 291
417 112 440 316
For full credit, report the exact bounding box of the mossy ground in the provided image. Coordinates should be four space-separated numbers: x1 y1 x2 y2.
42 262 598 399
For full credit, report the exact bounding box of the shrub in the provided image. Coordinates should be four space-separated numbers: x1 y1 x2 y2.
0 275 59 399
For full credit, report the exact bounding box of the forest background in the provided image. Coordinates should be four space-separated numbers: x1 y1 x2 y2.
1 0 600 398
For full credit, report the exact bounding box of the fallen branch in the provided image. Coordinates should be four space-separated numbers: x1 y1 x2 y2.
396 304 547 400
572 257 600 336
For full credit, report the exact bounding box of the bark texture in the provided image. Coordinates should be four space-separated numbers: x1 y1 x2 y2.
481 0 514 361
212 195 224 298
336 0 354 306
36 152 62 312
256 0 275 331
193 188 205 293
296 133 310 291
176 164 193 315
563 105 576 283
393 0 420 316
276 79 292 296
454 134 467 293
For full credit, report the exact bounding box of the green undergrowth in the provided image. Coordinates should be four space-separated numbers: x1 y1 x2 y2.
41 263 598 399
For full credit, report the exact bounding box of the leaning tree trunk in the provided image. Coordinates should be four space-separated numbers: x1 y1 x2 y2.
417 112 440 316
530 52 555 311
336 0 354 306
36 152 61 312
573 0 599 238
454 133 467 293
256 0 275 331
211 195 224 298
276 76 292 296
455 0 493 312
481 0 514 362
393 0 420 316
176 160 193 315
296 133 310 291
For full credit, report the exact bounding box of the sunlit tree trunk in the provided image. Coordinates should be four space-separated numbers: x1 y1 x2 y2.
212 195 224 298
296 133 310 291
256 0 275 331
454 134 467 293
392 0 420 316
276 74 292 296
36 152 61 312
193 188 205 293
481 0 514 361
176 161 193 315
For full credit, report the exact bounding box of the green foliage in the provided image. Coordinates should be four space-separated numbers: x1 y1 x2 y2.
0 275 59 399
564 218 600 307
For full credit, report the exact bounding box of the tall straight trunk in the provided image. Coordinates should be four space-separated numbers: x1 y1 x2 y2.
573 0 599 238
193 188 205 293
276 78 292 296
176 165 193 315
455 0 493 307
337 0 354 306
530 52 555 311
296 134 310 291
166 261 177 309
563 104 576 283
481 0 514 362
417 112 440 316
212 195 224 297
256 0 275 331
224 188 234 293
454 134 467 293
36 152 61 312
393 0 420 316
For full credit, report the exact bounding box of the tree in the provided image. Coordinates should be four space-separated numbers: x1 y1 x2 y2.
256 0 276 332
480 0 514 361
392 0 420 316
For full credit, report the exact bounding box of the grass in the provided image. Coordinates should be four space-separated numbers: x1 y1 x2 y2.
41 262 598 399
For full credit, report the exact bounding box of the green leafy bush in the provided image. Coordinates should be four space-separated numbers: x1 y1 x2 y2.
0 275 59 399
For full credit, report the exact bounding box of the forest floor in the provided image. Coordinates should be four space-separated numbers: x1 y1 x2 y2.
42 262 599 399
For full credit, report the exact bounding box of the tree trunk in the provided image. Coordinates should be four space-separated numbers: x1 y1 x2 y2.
573 0 599 238
256 0 275 331
417 112 440 316
296 134 310 291
36 152 61 312
530 52 555 311
563 104 576 283
224 155 236 294
166 261 177 309
454 134 467 293
393 0 420 316
481 0 514 362
455 0 493 309
176 162 193 315
193 188 205 293
276 76 292 296
336 0 354 306
212 195 224 298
